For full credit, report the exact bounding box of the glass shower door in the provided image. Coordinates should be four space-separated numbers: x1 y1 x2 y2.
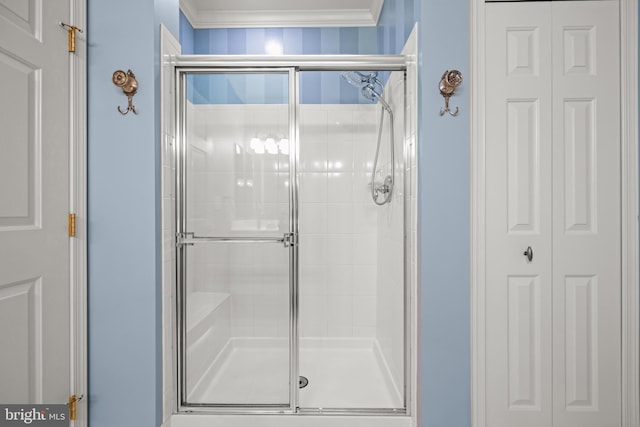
177 70 296 408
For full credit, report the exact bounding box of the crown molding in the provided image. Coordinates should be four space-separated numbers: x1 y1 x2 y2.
180 0 383 28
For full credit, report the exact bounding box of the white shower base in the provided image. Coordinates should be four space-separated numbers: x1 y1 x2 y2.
188 337 402 409
299 338 402 408
168 414 412 427
173 338 411 426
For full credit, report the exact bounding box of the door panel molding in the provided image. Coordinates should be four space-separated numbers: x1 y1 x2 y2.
0 51 41 230
0 278 43 402
506 275 542 410
0 0 42 40
470 1 639 426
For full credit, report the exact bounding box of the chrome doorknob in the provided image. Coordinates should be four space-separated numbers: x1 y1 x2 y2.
523 246 533 262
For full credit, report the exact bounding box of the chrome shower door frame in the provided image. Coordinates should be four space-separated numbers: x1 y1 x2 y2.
173 55 410 416
175 66 299 413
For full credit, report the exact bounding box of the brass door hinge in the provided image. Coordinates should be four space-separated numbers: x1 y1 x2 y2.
68 213 76 237
60 22 83 53
68 394 80 420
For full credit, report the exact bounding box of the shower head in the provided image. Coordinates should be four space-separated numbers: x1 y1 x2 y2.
341 71 378 87
341 71 382 101
341 71 383 102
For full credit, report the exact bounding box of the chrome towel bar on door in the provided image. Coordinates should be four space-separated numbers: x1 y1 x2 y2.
176 232 297 247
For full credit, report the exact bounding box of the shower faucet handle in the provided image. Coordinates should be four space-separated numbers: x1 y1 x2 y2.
374 175 394 196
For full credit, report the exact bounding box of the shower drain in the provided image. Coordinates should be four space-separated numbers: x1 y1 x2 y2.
299 376 309 388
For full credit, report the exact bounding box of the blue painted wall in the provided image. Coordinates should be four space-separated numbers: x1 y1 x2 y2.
179 3 422 104
379 1 471 425
188 25 378 55
377 0 420 55
186 71 387 105
87 1 178 427
418 1 470 426
181 12 381 105
179 11 194 54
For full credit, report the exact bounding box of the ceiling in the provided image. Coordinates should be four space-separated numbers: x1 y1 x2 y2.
180 0 384 29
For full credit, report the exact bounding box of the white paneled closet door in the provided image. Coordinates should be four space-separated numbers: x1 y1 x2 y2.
485 2 621 427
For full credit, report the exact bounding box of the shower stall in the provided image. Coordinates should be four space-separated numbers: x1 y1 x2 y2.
168 53 417 425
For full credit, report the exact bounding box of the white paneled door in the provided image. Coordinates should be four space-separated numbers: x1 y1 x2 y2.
485 2 620 427
0 0 72 404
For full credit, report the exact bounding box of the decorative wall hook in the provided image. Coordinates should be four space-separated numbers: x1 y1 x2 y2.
112 69 138 115
439 70 463 116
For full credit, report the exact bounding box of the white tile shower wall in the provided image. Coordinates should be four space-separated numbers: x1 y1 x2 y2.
198 105 289 239
299 104 379 338
186 102 390 343
187 104 290 339
376 69 407 395
182 103 235 400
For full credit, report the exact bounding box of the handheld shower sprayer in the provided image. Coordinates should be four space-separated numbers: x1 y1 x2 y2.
341 71 395 205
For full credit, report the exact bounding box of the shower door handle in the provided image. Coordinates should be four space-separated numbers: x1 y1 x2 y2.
176 232 294 247
283 233 297 247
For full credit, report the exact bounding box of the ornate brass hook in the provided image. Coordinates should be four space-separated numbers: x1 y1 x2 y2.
439 70 463 117
112 69 138 115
